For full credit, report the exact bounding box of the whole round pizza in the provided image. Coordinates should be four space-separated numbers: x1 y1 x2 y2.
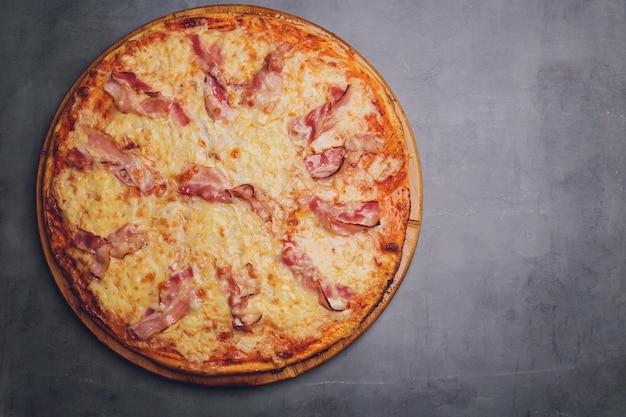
37 5 421 385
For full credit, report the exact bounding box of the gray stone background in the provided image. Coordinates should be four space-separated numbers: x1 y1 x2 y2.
1 0 625 416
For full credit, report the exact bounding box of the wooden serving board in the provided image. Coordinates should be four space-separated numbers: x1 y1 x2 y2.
36 5 422 386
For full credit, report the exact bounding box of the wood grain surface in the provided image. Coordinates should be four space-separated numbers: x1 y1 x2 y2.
36 4 422 386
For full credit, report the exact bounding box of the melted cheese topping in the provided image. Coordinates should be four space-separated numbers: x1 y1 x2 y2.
49 13 408 372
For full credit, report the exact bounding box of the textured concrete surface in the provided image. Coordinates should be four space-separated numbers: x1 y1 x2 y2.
2 1 625 416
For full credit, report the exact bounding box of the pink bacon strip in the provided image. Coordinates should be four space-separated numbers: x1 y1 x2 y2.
288 85 351 145
304 146 346 179
216 263 262 331
241 43 290 108
129 265 196 340
229 184 272 222
85 130 166 196
204 74 234 121
308 196 381 236
73 224 146 278
139 96 191 126
280 239 352 311
103 71 191 126
177 163 234 203
110 70 155 93
188 34 223 74
177 164 273 221
188 34 234 121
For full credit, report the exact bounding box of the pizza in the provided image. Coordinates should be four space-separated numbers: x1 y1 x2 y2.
39 7 413 380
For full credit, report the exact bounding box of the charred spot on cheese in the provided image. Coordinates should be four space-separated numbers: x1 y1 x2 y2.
123 140 139 150
179 17 210 28
276 350 293 360
384 242 400 252
171 16 239 32
77 86 89 98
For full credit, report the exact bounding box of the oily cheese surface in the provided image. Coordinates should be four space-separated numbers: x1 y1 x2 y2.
39 6 416 383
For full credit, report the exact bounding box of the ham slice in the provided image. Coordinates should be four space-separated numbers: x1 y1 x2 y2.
90 244 112 278
73 224 146 278
280 239 352 311
104 71 190 126
304 146 346 179
73 229 108 254
188 34 223 74
66 147 94 169
85 130 166 196
204 74 234 121
169 100 192 126
107 224 147 258
177 164 273 221
241 43 290 108
288 85 351 145
103 75 140 114
177 163 234 203
230 184 272 222
139 96 191 126
110 70 155 93
129 265 196 340
187 35 233 121
308 196 381 236
216 263 262 331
